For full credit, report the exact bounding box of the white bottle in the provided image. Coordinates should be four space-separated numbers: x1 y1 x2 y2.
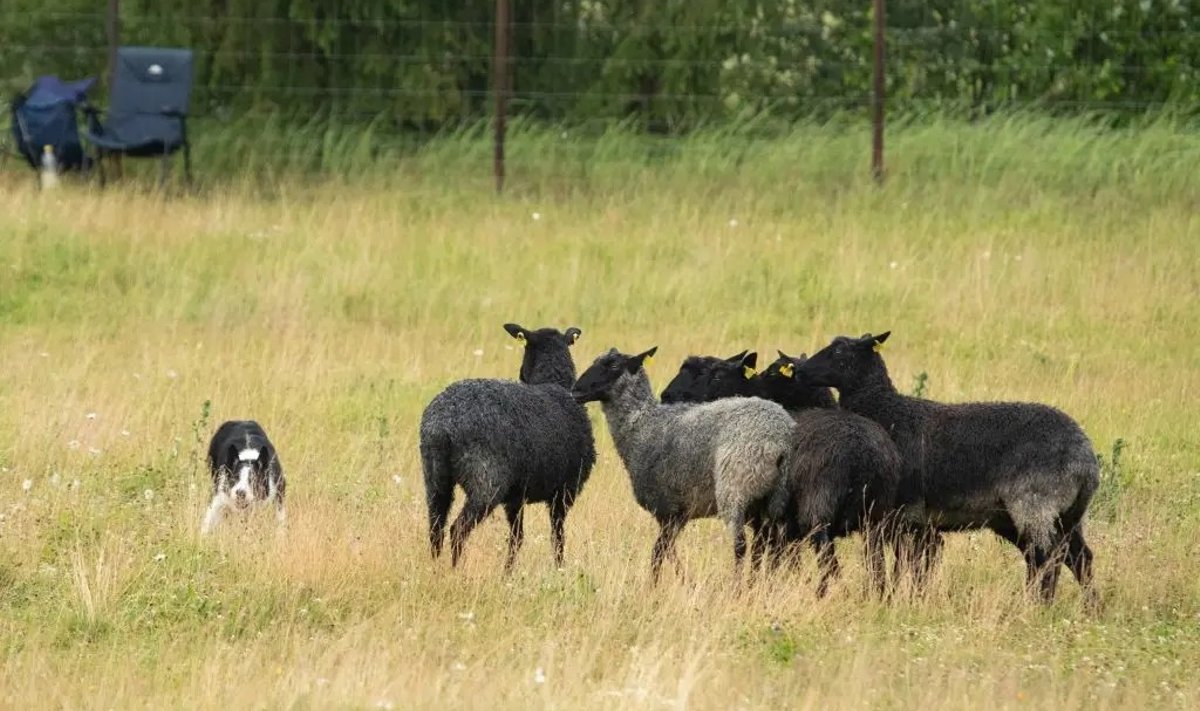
40 145 60 190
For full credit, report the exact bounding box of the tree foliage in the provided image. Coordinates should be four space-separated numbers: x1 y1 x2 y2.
2 0 1197 132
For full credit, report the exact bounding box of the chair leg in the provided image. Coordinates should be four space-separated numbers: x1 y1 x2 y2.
183 140 192 186
97 150 107 187
159 149 169 189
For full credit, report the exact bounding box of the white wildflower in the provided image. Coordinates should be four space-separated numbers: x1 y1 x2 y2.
144 489 154 501
532 212 542 221
86 412 98 420
22 479 33 492
153 552 166 562
473 349 484 357
534 667 546 684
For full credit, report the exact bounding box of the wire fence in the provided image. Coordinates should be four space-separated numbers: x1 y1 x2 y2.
2 2 1197 179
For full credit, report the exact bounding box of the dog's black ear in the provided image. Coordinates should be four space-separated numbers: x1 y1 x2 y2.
224 443 239 469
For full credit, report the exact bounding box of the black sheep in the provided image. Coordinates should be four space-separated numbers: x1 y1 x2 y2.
661 351 903 596
419 323 596 570
797 331 1100 606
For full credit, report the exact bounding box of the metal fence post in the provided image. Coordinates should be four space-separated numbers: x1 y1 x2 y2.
493 0 510 193
872 0 886 183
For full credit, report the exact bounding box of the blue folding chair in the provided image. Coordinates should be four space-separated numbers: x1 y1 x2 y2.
84 46 194 186
9 76 96 177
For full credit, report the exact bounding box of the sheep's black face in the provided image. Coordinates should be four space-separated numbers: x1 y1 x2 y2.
759 351 836 409
660 351 757 403
504 323 581 387
798 332 890 390
572 347 656 403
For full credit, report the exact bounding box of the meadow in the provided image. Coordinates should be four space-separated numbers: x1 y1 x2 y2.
1 115 1199 709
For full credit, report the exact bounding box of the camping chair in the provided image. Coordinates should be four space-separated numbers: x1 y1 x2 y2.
9 76 96 178
84 46 194 186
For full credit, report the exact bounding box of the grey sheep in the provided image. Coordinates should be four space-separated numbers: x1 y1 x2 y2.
572 347 797 582
420 323 596 570
661 351 903 596
797 331 1100 607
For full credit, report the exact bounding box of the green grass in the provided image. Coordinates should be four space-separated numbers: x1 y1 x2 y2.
1 114 1199 708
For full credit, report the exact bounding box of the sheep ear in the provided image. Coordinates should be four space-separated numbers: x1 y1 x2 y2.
777 349 789 360
565 327 582 346
503 323 527 344
627 347 657 372
871 331 891 352
725 350 748 363
741 351 758 378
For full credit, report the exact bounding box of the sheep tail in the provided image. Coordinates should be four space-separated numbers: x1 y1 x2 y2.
421 427 455 559
767 448 794 522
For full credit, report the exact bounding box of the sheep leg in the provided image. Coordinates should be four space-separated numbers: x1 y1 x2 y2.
864 524 888 599
449 498 494 567
651 519 685 584
749 517 772 575
727 509 748 588
503 501 525 573
549 494 570 568
811 530 840 598
895 525 937 594
920 530 944 586
1065 527 1099 613
1040 533 1070 603
427 488 454 560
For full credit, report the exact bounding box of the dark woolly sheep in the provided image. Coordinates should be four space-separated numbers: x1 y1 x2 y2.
761 351 942 590
419 323 596 570
797 331 1100 606
661 352 903 596
660 350 759 404
572 347 797 583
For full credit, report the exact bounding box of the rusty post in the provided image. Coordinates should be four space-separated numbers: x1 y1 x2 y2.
493 0 510 193
871 0 886 183
106 0 120 90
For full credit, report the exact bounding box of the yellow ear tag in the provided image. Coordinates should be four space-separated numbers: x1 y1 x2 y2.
743 366 756 379
643 355 654 368
515 332 526 344
872 341 883 353
779 362 795 378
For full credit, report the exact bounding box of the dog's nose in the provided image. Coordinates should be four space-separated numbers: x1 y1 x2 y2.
234 490 248 501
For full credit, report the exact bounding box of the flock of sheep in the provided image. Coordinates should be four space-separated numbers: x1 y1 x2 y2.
420 323 1100 607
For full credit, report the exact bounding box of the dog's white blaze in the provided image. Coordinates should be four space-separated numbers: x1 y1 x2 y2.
238 448 260 462
230 464 255 503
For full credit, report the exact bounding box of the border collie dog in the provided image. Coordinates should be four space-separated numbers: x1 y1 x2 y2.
202 420 287 534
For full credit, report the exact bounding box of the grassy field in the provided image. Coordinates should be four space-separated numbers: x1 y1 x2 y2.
1 116 1199 709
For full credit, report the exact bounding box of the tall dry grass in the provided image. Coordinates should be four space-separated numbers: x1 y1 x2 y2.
1 117 1198 709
